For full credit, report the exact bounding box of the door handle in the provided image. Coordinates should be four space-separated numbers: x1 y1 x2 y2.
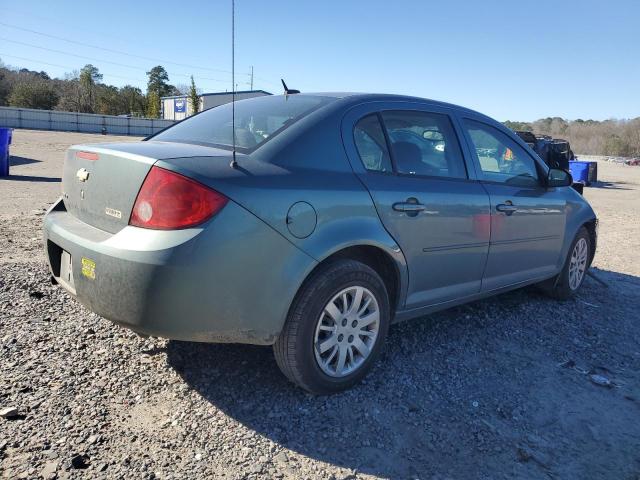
393 202 426 213
496 203 517 214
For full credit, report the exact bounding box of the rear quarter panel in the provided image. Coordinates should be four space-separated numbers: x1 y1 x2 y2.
158 103 409 310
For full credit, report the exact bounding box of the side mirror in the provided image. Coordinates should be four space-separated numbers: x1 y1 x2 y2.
547 168 572 188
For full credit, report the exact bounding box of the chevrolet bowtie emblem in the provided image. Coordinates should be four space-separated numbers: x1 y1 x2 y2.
76 168 90 182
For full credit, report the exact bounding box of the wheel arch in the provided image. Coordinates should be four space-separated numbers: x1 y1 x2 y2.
558 195 598 270
294 242 407 317
582 217 598 266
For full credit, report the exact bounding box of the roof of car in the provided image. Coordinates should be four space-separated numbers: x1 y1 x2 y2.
299 92 494 122
304 92 437 101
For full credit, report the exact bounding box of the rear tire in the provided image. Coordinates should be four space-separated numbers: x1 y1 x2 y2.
540 227 591 300
274 259 390 394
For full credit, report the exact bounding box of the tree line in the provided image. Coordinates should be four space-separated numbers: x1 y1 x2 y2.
0 60 201 118
504 117 640 158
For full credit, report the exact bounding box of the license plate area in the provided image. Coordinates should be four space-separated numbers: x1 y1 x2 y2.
58 250 76 294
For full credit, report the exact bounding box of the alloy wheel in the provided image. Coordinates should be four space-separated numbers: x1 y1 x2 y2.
568 237 588 290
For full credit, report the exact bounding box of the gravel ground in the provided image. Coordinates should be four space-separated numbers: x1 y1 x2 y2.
1 130 639 480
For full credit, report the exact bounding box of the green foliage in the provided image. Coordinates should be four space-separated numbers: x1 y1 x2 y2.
0 59 170 118
146 90 160 118
146 65 173 98
79 64 102 87
96 85 122 115
119 85 147 116
503 120 533 131
188 75 200 114
0 70 9 106
8 78 59 109
76 64 104 113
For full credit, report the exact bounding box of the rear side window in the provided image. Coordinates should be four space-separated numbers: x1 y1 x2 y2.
353 114 393 173
381 111 467 179
152 95 336 152
463 119 540 187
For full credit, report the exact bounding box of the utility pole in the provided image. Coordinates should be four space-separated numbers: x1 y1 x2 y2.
250 66 254 90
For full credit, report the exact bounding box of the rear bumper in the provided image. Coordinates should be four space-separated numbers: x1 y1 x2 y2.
43 198 316 344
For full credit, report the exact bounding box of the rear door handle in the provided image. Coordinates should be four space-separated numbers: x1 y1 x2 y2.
393 202 426 213
496 203 518 214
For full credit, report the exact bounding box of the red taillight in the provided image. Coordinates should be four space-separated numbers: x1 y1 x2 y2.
76 151 99 161
129 166 228 230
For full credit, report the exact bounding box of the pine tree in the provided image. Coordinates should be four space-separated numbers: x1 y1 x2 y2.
78 64 102 113
188 75 200 115
146 66 171 98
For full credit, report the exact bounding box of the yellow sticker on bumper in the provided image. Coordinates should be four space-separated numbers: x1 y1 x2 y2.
81 257 96 280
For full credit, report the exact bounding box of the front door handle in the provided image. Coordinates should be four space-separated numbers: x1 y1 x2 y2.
496 203 518 214
393 202 426 213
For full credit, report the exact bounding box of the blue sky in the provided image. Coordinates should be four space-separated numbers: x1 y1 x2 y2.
1 0 638 121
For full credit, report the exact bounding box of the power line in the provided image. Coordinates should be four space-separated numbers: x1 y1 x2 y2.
0 36 232 84
0 21 244 76
1 8 162 48
252 74 279 87
0 8 244 74
0 53 145 83
0 53 245 91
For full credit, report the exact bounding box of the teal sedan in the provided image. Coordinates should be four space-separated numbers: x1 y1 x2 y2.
44 93 597 393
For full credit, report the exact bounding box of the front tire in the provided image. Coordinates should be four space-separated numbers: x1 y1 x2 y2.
274 259 390 394
541 227 591 300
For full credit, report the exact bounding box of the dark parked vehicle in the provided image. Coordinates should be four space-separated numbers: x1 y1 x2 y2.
44 93 597 393
515 130 574 171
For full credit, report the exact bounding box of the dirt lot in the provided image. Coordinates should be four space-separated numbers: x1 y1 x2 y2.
1 130 639 479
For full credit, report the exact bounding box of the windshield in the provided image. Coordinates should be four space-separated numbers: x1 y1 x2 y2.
151 95 336 152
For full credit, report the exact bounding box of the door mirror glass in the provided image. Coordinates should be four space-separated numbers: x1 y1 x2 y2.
547 168 572 187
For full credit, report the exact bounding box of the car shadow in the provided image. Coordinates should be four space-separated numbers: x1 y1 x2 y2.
588 181 631 190
166 267 640 478
10 155 41 166
2 174 61 182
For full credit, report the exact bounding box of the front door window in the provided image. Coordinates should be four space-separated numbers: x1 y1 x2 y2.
464 119 540 188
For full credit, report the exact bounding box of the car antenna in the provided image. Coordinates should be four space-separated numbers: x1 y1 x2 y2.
281 79 300 96
229 0 238 169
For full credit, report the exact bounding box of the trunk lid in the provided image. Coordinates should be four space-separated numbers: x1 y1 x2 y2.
61 141 232 233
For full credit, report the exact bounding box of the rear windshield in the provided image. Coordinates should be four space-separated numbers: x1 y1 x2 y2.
150 95 335 152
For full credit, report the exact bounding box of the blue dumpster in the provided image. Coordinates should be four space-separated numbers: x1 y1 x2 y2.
569 161 590 185
0 128 12 177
